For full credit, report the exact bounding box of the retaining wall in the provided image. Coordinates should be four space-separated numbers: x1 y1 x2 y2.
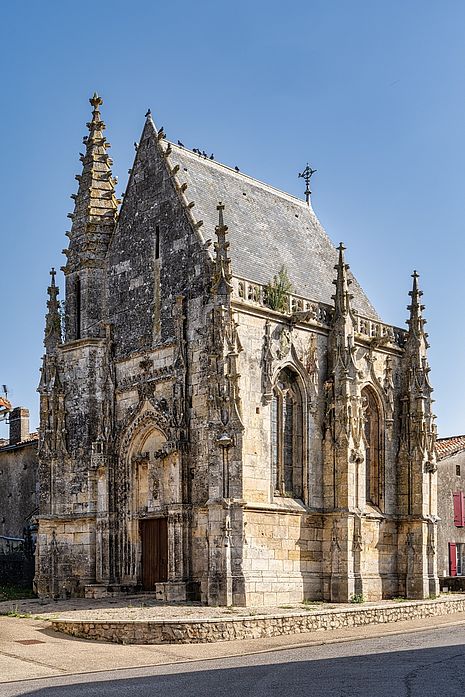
50 595 465 644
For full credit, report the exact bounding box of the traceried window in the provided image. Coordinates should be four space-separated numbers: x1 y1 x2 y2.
363 386 382 507
271 368 303 498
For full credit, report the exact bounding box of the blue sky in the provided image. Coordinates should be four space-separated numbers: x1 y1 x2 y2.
0 0 464 437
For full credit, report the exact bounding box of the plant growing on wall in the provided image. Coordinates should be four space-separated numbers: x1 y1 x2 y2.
264 266 293 313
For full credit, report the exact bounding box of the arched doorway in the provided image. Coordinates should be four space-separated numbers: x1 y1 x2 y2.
122 420 182 590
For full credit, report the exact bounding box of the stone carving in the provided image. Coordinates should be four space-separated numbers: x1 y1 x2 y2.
406 531 416 578
330 521 341 575
262 320 274 402
277 326 291 359
424 460 438 474
353 529 363 552
101 323 116 444
305 333 319 392
209 203 244 434
172 295 188 441
383 355 395 416
137 357 156 402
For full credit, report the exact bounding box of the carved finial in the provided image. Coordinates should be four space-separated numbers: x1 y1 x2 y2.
90 92 103 110
332 243 353 318
217 201 225 229
44 268 61 353
298 163 317 205
64 94 117 275
212 201 232 298
406 269 428 347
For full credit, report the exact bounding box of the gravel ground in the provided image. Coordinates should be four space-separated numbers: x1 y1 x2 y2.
0 594 438 622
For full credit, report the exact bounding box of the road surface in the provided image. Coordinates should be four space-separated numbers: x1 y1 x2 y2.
2 623 465 696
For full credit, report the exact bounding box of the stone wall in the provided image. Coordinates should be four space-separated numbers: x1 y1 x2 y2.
0 439 38 538
50 595 465 644
233 301 407 604
437 449 465 577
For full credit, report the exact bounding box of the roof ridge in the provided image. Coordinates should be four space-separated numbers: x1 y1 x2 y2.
168 142 314 211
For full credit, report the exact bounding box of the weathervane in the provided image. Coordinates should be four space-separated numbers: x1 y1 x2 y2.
298 163 317 205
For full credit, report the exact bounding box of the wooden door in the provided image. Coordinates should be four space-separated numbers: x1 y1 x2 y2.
140 518 168 589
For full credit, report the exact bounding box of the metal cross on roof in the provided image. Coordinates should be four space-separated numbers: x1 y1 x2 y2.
298 163 317 204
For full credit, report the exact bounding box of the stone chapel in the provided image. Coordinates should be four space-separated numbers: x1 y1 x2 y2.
36 94 439 605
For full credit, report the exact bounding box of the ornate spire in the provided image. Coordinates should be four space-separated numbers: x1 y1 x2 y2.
44 268 61 354
406 270 429 352
328 243 357 379
332 243 354 319
62 93 118 274
399 271 436 521
211 202 233 299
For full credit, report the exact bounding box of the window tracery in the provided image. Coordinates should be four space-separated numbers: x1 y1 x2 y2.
362 386 383 507
271 367 303 498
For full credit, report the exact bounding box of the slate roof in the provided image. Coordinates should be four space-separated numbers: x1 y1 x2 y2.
168 144 379 320
436 436 465 461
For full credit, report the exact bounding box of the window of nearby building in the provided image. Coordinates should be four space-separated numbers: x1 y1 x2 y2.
449 542 465 576
271 367 303 499
362 386 382 507
453 492 465 527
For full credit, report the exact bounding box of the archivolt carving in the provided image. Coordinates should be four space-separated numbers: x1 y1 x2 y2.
118 398 176 460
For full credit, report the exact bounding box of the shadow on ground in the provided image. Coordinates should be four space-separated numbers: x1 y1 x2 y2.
10 643 465 697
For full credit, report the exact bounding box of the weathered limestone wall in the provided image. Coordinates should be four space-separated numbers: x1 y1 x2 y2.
242 508 323 604
233 299 406 603
437 450 465 577
36 517 96 597
103 119 221 597
0 440 38 538
107 118 210 357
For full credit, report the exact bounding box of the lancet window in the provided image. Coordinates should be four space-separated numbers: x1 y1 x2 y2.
271 367 303 498
363 386 382 507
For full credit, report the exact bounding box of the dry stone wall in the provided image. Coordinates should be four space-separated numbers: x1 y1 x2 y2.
51 596 465 644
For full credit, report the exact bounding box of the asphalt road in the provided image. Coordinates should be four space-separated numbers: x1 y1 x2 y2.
3 624 465 697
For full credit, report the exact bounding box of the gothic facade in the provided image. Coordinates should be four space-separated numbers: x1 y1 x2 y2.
36 95 439 604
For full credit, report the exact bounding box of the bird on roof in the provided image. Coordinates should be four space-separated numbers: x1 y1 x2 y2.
145 109 151 117
134 142 139 150
202 150 208 158
235 166 240 172
177 140 184 147
210 153 214 160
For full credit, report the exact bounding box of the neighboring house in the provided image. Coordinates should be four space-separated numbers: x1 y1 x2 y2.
0 407 39 586
35 94 438 604
436 436 465 585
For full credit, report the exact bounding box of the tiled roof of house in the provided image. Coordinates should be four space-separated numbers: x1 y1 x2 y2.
0 433 38 451
166 140 380 320
436 435 465 461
